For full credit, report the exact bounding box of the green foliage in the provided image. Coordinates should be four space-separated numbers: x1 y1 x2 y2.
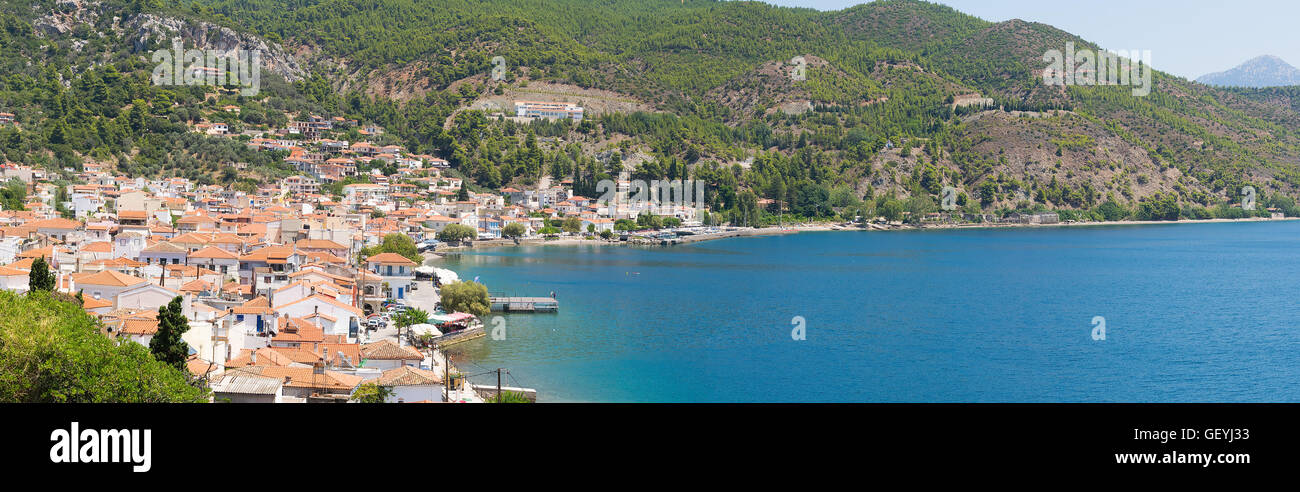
561 216 582 233
634 213 663 230
439 281 490 317
0 179 26 210
360 233 422 264
0 290 206 402
734 191 761 227
1093 200 1129 221
502 222 526 238
437 224 478 243
879 199 904 222
350 383 393 403
394 308 430 329
487 390 532 403
1134 193 1180 221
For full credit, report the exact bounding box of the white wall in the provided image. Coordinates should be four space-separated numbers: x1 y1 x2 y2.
388 384 444 403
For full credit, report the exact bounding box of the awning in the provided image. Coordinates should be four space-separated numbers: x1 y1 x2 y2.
428 312 474 324
408 324 442 337
432 268 459 283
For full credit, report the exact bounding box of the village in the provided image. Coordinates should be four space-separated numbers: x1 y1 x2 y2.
0 99 681 404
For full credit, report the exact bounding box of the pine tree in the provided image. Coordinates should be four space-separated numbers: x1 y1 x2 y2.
149 296 190 372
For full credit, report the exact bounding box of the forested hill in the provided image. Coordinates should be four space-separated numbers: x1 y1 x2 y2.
5 0 1300 223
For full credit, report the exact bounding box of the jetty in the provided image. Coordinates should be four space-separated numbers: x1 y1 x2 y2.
489 295 559 312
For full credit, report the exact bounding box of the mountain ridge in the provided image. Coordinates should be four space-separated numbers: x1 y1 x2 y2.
2 0 1300 221
1197 55 1300 88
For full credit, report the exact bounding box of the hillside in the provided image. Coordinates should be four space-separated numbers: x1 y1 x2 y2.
3 0 1300 222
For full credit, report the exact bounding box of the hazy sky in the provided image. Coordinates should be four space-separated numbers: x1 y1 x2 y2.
757 0 1296 79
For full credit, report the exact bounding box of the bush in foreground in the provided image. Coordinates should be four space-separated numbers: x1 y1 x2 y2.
0 290 207 403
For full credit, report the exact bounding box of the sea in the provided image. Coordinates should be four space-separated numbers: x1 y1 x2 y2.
438 221 1300 402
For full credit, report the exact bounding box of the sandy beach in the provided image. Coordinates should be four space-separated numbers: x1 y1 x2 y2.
432 216 1297 253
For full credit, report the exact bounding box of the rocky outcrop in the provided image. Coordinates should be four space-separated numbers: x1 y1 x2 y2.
32 2 305 82
121 14 306 82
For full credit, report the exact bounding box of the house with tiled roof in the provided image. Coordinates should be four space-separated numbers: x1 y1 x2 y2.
359 339 425 371
139 241 188 266
81 296 113 315
0 264 28 292
210 367 286 403
174 212 218 233
234 365 361 401
239 245 301 290
188 245 239 278
270 314 325 351
73 270 148 303
369 366 445 403
294 238 349 258
273 293 363 342
104 310 160 345
226 347 299 369
365 252 416 300
114 282 188 315
27 218 83 244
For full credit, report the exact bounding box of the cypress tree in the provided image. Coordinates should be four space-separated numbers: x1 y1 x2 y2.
28 256 54 292
149 296 191 372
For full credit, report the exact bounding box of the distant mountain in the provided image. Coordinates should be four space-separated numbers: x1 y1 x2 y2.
1197 55 1300 87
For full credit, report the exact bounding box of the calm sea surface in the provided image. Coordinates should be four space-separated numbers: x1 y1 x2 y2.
438 221 1300 402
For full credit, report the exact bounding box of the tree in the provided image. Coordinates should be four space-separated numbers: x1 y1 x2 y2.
904 194 936 224
394 308 429 343
457 181 470 201
1135 193 1180 221
351 383 393 403
360 233 422 263
437 224 478 243
735 191 761 227
0 290 206 402
439 281 490 316
502 222 526 238
879 199 904 222
28 256 54 292
1094 200 1129 221
561 216 582 234
149 296 190 372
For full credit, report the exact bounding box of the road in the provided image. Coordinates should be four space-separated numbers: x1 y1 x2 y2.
360 277 440 345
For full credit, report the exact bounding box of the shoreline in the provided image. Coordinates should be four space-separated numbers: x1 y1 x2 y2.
434 216 1298 254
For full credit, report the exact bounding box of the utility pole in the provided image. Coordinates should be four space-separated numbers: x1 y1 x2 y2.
443 350 450 402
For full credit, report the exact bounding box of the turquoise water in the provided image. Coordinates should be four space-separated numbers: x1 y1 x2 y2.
441 221 1300 402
